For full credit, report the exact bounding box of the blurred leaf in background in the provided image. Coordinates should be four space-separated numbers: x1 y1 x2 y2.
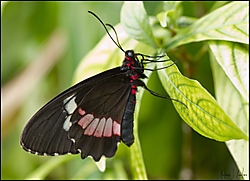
1 1 248 180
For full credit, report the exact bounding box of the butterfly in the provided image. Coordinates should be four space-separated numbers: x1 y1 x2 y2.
20 11 186 162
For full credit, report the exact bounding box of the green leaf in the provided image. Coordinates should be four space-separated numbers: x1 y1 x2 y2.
157 60 248 142
157 1 182 28
210 49 249 179
121 1 157 48
166 1 249 50
208 41 249 101
176 16 198 28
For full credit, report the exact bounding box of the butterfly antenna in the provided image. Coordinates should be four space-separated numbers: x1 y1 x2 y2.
88 11 125 53
105 23 125 52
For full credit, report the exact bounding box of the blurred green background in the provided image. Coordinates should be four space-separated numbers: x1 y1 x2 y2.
2 1 240 180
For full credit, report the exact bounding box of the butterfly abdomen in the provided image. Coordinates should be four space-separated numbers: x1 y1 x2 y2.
121 92 136 147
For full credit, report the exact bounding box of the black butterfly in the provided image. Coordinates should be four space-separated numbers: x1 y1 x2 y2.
20 11 186 162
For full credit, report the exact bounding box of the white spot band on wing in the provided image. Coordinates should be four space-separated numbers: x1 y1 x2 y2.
63 95 77 114
63 115 72 131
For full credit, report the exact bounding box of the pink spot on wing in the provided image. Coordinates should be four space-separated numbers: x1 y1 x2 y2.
78 107 86 116
84 118 99 136
103 118 112 137
94 118 105 137
78 114 94 129
113 121 121 136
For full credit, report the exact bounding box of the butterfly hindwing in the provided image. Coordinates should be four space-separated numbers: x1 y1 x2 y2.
68 72 132 161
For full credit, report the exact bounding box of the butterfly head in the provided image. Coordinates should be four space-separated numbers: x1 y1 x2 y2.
125 50 135 59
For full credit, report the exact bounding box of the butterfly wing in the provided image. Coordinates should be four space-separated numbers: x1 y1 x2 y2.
68 71 132 161
20 67 131 161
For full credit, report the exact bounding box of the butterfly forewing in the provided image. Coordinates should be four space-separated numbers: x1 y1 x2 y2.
21 94 78 156
20 67 132 161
